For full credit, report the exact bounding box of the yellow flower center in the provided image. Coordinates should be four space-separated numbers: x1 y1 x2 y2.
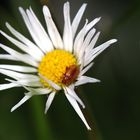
38 49 79 88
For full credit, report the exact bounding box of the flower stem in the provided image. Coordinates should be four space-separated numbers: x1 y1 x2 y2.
29 96 53 140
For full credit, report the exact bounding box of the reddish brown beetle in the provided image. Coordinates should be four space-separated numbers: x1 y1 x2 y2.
62 65 80 86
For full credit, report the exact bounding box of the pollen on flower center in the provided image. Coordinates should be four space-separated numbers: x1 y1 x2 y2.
38 49 79 88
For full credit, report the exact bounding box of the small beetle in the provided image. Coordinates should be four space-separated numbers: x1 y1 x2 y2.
62 65 80 86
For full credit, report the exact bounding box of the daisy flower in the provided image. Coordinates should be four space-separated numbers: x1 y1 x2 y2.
0 2 117 130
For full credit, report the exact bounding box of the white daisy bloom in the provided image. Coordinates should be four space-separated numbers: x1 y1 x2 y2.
0 2 117 130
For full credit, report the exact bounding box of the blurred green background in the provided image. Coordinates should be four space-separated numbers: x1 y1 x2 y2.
0 0 140 140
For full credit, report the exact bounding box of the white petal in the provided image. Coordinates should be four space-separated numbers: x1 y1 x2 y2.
19 7 42 51
79 62 94 76
0 30 26 50
75 17 100 43
45 91 56 114
24 86 52 95
78 28 96 65
6 22 44 61
75 76 100 86
65 87 85 108
43 6 63 49
74 19 88 58
68 84 75 90
85 32 100 56
63 2 73 52
6 78 42 87
0 30 41 61
11 94 32 112
5 76 50 93
93 39 117 55
0 69 39 80
64 91 91 130
19 80 42 87
0 65 37 73
39 74 61 90
72 3 87 38
0 54 18 61
27 8 54 52
84 39 117 66
81 28 96 50
0 83 20 91
74 18 100 62
0 44 38 67
19 7 52 53
86 17 101 31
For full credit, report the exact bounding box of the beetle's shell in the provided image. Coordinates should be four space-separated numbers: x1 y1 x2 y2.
62 65 79 85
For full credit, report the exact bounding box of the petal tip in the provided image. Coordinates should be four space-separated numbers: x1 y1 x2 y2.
82 3 87 9
10 107 15 112
44 110 47 114
18 7 23 12
87 127 92 131
29 6 32 11
64 1 70 8
113 39 117 43
110 39 117 44
83 3 87 6
43 6 51 17
5 22 9 26
43 5 47 11
96 17 101 22
66 1 70 4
